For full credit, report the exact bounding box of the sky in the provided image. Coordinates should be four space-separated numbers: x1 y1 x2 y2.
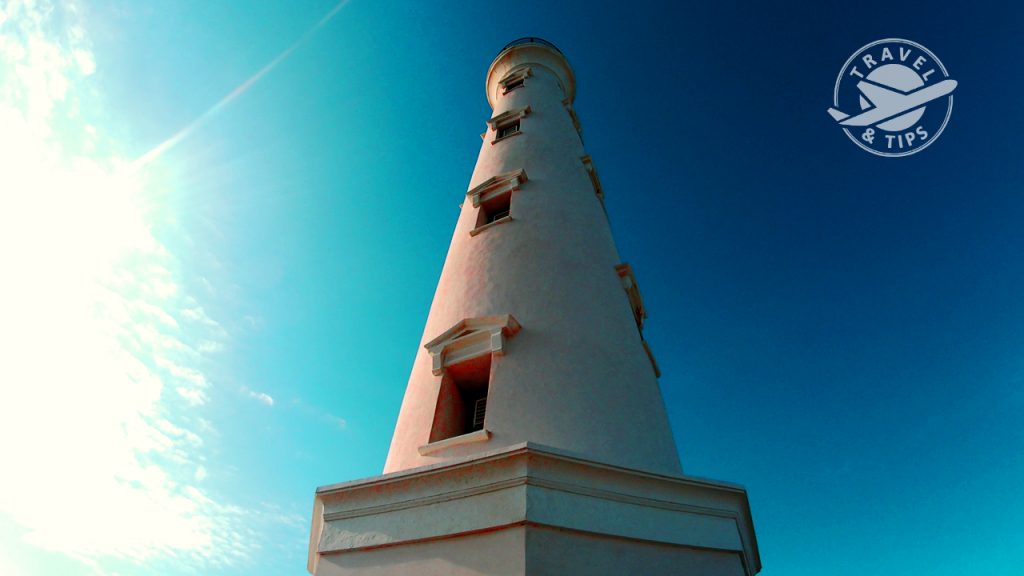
0 0 1022 574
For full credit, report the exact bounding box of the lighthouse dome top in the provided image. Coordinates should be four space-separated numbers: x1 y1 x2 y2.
486 37 576 107
499 37 564 54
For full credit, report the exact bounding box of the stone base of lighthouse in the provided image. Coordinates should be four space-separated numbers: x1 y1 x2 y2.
307 443 760 575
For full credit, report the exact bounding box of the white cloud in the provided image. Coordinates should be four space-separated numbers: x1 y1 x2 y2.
242 314 264 331
157 355 210 389
73 47 94 75
133 300 181 329
291 398 346 430
149 277 180 300
198 339 225 354
241 385 275 407
176 386 209 406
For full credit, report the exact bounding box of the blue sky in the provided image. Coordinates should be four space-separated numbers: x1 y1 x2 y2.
1 0 1021 574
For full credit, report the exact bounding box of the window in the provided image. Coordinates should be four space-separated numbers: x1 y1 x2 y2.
497 121 520 139
480 193 511 225
418 315 522 454
474 189 512 231
487 106 530 144
488 207 511 223
466 169 526 236
500 67 531 94
503 77 524 92
429 353 491 442
449 355 490 433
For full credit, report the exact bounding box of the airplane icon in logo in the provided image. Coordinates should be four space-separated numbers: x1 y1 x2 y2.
828 78 957 127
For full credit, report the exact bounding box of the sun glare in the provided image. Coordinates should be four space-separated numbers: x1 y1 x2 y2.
0 1 250 570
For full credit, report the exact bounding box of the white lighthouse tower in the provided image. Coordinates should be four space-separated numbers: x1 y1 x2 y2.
307 38 761 575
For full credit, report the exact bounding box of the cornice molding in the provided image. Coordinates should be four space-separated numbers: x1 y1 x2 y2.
581 154 604 201
467 169 528 207
500 65 532 93
424 314 522 376
487 106 531 130
312 443 761 576
615 263 646 331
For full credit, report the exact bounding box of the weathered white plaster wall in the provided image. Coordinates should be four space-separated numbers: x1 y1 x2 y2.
384 42 682 476
317 525 744 576
311 444 760 575
526 525 746 576
317 528 526 576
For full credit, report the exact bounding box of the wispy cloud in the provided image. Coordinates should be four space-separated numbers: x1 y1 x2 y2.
291 398 347 431
133 0 353 168
241 385 275 407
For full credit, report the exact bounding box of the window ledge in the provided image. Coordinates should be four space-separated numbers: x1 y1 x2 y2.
492 130 523 145
418 429 491 456
470 215 512 236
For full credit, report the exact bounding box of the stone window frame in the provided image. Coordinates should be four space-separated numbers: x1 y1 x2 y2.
615 263 646 332
643 340 661 378
500 66 532 94
581 155 604 203
488 106 530 144
424 314 522 375
467 169 527 236
615 263 660 378
418 315 522 455
564 97 582 140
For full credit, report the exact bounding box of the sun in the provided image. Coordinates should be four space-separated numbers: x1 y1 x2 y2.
0 3 238 569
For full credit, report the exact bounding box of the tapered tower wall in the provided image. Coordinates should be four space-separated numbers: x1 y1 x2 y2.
383 40 682 476
309 40 761 576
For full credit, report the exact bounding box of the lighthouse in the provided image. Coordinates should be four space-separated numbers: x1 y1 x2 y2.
307 38 761 575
